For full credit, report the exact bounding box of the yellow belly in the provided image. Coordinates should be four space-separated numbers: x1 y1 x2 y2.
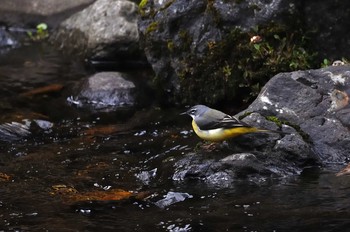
191 120 260 142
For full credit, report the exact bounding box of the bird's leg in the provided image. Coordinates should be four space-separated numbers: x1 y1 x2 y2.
198 141 220 151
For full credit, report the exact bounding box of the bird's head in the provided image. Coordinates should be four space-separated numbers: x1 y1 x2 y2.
181 105 209 119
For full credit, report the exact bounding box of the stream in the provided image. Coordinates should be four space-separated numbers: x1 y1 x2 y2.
0 42 349 231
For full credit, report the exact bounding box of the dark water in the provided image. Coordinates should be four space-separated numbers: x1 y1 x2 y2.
0 43 349 232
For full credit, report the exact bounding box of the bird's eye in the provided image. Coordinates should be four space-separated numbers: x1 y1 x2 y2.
190 109 197 114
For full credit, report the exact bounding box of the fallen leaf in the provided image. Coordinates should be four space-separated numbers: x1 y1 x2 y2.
20 84 64 97
336 164 350 176
50 184 78 196
76 162 110 177
0 172 11 182
82 125 123 136
50 184 152 204
70 189 133 201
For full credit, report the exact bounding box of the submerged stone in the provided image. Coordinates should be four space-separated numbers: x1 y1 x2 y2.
0 27 19 55
67 72 135 111
68 72 136 112
154 191 193 209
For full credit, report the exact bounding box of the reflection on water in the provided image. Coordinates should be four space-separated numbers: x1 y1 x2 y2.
0 43 350 231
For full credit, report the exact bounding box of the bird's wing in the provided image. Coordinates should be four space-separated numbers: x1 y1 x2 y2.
218 114 251 128
195 109 250 130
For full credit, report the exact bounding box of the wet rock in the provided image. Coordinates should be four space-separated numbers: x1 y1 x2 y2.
0 27 19 55
173 145 302 186
67 72 136 112
0 119 53 141
136 168 157 185
32 119 54 131
52 0 142 61
0 122 31 141
246 65 350 163
175 66 350 185
154 191 193 209
172 154 214 182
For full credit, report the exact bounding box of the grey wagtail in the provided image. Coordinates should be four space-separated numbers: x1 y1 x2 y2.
181 105 284 142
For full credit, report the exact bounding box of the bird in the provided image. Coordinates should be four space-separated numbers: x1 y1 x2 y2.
181 105 284 142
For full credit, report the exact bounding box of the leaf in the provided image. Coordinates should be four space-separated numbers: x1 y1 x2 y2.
82 125 122 137
323 58 329 65
70 189 133 201
51 186 151 204
76 162 111 178
336 163 350 176
0 172 11 182
20 84 64 97
37 23 48 31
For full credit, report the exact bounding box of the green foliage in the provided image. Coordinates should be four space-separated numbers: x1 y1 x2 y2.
321 58 350 68
321 58 330 67
222 63 232 80
27 23 49 41
177 23 317 105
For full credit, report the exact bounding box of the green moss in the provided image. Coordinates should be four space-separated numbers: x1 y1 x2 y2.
167 40 174 52
175 23 317 105
266 116 310 141
138 0 148 16
140 0 174 16
139 0 148 9
266 116 284 127
146 22 158 34
238 112 253 120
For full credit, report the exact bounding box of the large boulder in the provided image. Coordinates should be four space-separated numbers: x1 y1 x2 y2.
52 0 142 61
246 65 350 163
174 65 350 185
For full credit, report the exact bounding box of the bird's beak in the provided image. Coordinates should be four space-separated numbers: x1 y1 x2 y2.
180 111 188 115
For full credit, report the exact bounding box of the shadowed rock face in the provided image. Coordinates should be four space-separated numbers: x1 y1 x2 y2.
138 0 350 105
139 0 302 105
174 65 350 185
